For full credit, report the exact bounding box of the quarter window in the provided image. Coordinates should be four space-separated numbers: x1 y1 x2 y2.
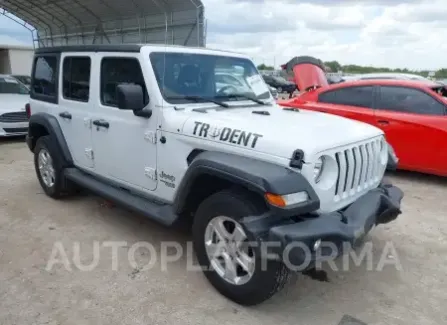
62 57 91 102
100 58 149 107
32 56 58 97
377 86 445 116
319 86 374 108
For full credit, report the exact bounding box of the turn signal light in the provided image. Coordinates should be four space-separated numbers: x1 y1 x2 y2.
265 193 286 207
265 191 309 207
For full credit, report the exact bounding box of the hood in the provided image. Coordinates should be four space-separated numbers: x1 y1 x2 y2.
181 103 383 161
0 94 29 113
281 56 329 91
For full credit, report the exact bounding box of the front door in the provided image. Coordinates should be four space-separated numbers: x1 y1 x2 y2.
91 54 158 192
57 54 94 170
374 85 446 174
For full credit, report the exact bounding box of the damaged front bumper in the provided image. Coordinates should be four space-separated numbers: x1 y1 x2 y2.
241 182 404 269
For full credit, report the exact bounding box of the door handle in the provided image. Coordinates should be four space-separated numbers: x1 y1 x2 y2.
59 111 72 119
377 120 389 125
92 119 110 128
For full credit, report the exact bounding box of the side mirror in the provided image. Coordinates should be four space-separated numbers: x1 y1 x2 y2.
116 83 152 118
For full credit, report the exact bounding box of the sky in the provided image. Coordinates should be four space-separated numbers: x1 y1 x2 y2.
0 0 446 70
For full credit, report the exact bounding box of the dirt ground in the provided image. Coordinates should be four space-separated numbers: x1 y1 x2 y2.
0 138 445 325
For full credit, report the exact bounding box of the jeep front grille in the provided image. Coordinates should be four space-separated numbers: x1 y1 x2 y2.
334 138 382 201
0 111 27 123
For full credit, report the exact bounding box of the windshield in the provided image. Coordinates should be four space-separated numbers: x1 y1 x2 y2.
0 76 29 94
149 52 271 104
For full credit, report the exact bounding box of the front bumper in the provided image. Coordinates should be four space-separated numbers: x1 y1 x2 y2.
0 121 28 137
241 182 403 269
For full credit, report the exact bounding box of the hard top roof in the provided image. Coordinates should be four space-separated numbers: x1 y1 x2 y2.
34 43 250 58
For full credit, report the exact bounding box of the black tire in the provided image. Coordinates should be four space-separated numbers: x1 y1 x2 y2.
192 189 290 306
34 135 76 198
277 87 283 93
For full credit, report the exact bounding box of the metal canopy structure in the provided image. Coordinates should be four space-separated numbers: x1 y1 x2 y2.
0 0 206 48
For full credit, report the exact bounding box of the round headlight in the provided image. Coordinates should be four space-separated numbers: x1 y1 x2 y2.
314 156 324 183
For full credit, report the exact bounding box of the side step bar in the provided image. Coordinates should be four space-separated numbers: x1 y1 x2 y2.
64 168 178 226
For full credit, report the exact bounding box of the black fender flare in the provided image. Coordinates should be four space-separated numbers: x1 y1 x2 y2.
173 151 320 217
27 112 73 166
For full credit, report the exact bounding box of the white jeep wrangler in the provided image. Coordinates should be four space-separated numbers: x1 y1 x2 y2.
26 44 403 306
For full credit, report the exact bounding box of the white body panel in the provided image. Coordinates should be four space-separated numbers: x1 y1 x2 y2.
29 45 387 214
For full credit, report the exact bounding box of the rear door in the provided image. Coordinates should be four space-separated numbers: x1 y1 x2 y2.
58 54 95 170
30 53 94 170
374 86 447 174
315 85 376 125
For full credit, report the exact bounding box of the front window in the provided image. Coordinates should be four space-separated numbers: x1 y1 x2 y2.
0 76 29 94
149 52 271 104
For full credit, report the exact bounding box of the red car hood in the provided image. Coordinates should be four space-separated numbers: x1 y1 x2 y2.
281 56 328 91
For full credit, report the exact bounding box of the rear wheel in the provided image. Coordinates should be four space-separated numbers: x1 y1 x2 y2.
192 189 290 306
34 135 77 198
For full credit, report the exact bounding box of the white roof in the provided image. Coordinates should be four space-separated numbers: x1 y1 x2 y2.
347 72 430 81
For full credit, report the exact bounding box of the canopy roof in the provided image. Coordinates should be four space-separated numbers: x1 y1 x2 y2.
0 0 205 48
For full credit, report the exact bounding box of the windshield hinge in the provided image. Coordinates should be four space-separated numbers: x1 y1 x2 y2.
144 131 157 144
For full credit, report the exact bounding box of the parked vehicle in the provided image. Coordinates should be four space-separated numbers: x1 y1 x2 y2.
12 75 32 88
26 44 403 305
215 72 278 99
0 74 30 137
341 72 433 83
281 76 447 176
262 74 296 96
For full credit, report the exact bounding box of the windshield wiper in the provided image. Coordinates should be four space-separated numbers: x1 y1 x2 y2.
216 93 267 105
167 95 229 108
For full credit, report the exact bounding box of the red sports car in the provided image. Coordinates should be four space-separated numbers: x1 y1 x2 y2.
279 57 447 176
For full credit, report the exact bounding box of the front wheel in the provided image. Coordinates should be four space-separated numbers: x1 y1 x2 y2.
192 189 290 306
277 86 283 93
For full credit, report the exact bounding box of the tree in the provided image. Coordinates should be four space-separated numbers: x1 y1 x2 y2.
324 61 342 73
257 64 274 71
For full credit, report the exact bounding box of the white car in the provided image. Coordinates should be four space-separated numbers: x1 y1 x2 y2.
26 44 403 306
0 74 30 137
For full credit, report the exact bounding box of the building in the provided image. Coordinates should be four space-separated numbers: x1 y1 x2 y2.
0 43 34 76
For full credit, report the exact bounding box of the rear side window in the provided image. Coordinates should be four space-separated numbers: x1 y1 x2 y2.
62 57 91 102
377 86 445 116
32 56 58 101
100 57 149 108
319 86 374 108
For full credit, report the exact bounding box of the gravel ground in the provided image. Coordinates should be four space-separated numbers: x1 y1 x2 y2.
0 138 446 325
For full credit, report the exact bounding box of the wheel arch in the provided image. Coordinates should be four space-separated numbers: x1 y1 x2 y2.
27 112 73 166
174 150 320 217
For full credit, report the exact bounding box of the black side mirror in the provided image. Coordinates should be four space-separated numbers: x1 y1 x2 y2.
116 83 152 118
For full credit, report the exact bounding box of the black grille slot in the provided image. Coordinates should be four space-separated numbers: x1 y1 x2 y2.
351 147 358 190
0 111 27 123
335 152 341 196
3 127 28 133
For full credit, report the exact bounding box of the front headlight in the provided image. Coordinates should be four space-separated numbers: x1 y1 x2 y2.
314 156 324 183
